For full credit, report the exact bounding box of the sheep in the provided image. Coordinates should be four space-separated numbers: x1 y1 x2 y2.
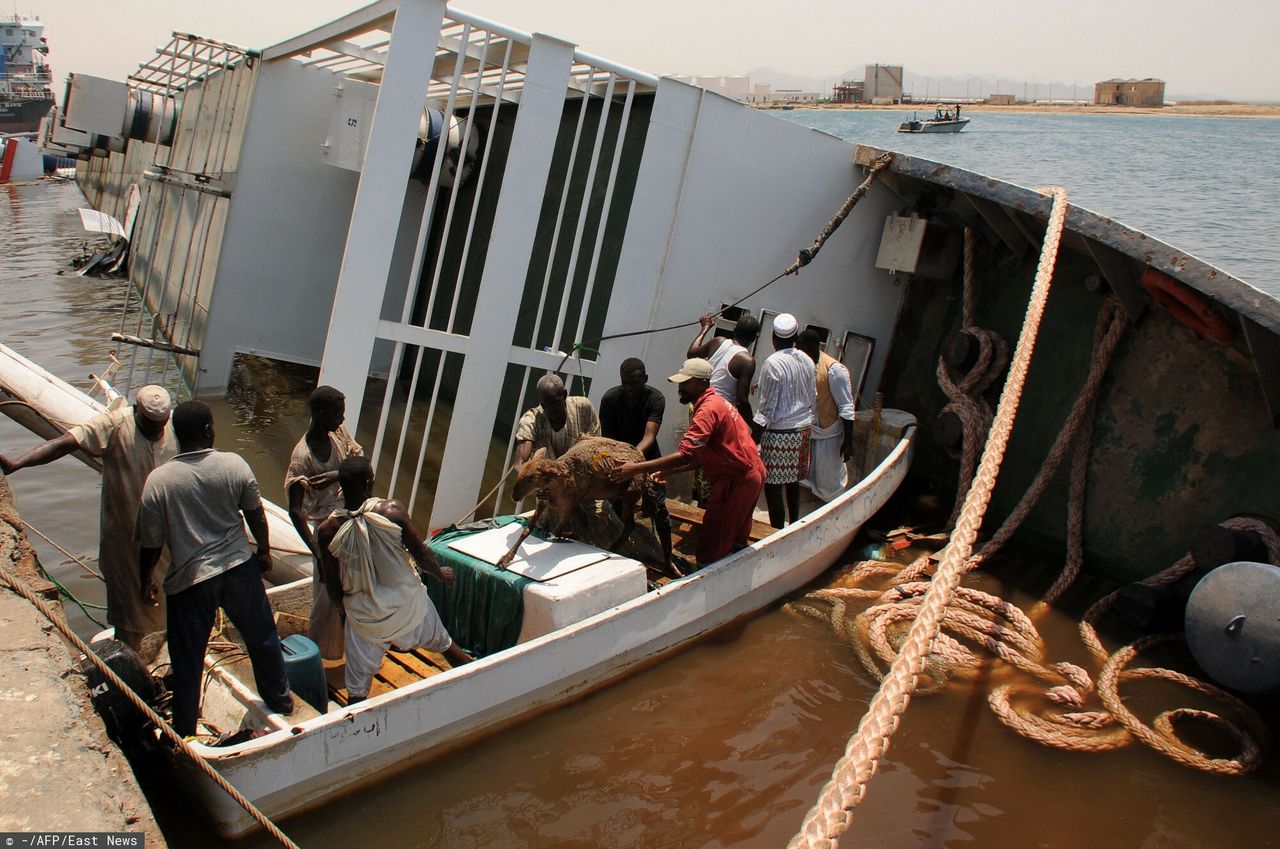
496 437 680 578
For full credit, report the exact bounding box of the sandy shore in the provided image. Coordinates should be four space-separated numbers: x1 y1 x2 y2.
764 102 1280 119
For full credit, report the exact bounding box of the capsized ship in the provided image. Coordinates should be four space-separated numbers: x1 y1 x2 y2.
0 15 54 134
5 0 1279 838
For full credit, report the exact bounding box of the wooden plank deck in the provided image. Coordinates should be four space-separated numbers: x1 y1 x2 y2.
327 647 453 706
665 500 775 542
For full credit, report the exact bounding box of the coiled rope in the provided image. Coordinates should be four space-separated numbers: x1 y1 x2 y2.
787 187 1071 849
0 565 302 849
790 225 1275 843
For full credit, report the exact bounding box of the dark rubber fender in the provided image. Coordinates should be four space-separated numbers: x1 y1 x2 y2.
1185 561 1280 693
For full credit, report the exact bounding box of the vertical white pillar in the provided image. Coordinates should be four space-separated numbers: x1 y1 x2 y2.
428 33 576 528
317 0 446 413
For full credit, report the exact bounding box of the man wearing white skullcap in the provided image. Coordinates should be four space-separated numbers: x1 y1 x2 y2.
752 313 817 528
0 384 177 652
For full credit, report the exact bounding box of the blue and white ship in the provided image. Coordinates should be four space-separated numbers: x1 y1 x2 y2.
0 15 54 134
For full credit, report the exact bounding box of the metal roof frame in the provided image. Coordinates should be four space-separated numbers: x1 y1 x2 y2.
128 32 254 95
260 0 657 105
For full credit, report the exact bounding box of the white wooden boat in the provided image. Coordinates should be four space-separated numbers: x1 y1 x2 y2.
0 341 313 584
176 410 915 837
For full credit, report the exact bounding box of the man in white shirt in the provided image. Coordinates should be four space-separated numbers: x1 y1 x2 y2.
751 313 817 528
797 329 856 501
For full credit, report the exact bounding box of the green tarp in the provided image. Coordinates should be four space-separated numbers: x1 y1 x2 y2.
426 518 539 658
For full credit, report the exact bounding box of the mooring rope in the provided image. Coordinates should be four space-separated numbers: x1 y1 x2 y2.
0 565 302 849
787 186 1070 849
936 227 1008 528
454 462 517 526
21 518 105 580
554 153 895 373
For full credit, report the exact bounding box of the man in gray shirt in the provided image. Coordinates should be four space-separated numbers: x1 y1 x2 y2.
137 400 292 736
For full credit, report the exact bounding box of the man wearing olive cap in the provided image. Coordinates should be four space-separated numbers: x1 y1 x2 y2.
0 385 178 651
610 358 764 567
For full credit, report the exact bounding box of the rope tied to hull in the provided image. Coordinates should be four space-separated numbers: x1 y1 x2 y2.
554 153 895 373
937 228 1010 528
787 186 1071 849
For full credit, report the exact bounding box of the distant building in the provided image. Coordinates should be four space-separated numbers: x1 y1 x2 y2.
774 89 819 104
863 64 904 103
987 93 1016 106
744 83 773 104
722 76 749 99
671 74 755 103
1094 78 1166 107
832 79 863 103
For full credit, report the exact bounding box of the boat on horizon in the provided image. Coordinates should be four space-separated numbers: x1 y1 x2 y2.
898 103 970 133
3 0 1278 840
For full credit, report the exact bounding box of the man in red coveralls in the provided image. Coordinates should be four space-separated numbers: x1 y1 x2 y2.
610 358 765 567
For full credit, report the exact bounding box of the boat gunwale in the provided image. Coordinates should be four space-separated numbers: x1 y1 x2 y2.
855 143 1280 335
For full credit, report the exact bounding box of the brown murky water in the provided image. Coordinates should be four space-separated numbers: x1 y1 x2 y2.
4 180 1279 849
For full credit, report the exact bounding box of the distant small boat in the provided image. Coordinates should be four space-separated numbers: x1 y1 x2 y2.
898 105 970 133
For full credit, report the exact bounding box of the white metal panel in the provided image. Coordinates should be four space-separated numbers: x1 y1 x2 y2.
428 32 576 528
198 59 365 392
63 74 128 136
317 0 447 408
321 78 379 172
590 83 906 456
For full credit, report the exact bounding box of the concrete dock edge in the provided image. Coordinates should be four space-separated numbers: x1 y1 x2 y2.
0 472 166 844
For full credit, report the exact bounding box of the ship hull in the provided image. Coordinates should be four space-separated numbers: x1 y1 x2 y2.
0 96 54 134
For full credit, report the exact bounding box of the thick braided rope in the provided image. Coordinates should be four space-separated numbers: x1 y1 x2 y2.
1095 635 1270 774
787 187 1070 849
0 565 302 849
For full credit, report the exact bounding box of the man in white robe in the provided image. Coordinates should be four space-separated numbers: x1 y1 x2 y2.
315 457 472 702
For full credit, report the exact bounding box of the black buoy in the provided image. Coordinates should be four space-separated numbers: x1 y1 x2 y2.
80 638 160 740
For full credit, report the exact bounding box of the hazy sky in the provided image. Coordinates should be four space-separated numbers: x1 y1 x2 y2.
18 0 1280 101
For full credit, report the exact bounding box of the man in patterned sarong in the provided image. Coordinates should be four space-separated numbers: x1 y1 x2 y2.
751 313 817 528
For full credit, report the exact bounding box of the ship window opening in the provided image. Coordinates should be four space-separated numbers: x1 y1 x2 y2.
838 331 876 403
712 304 744 339
805 324 831 346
